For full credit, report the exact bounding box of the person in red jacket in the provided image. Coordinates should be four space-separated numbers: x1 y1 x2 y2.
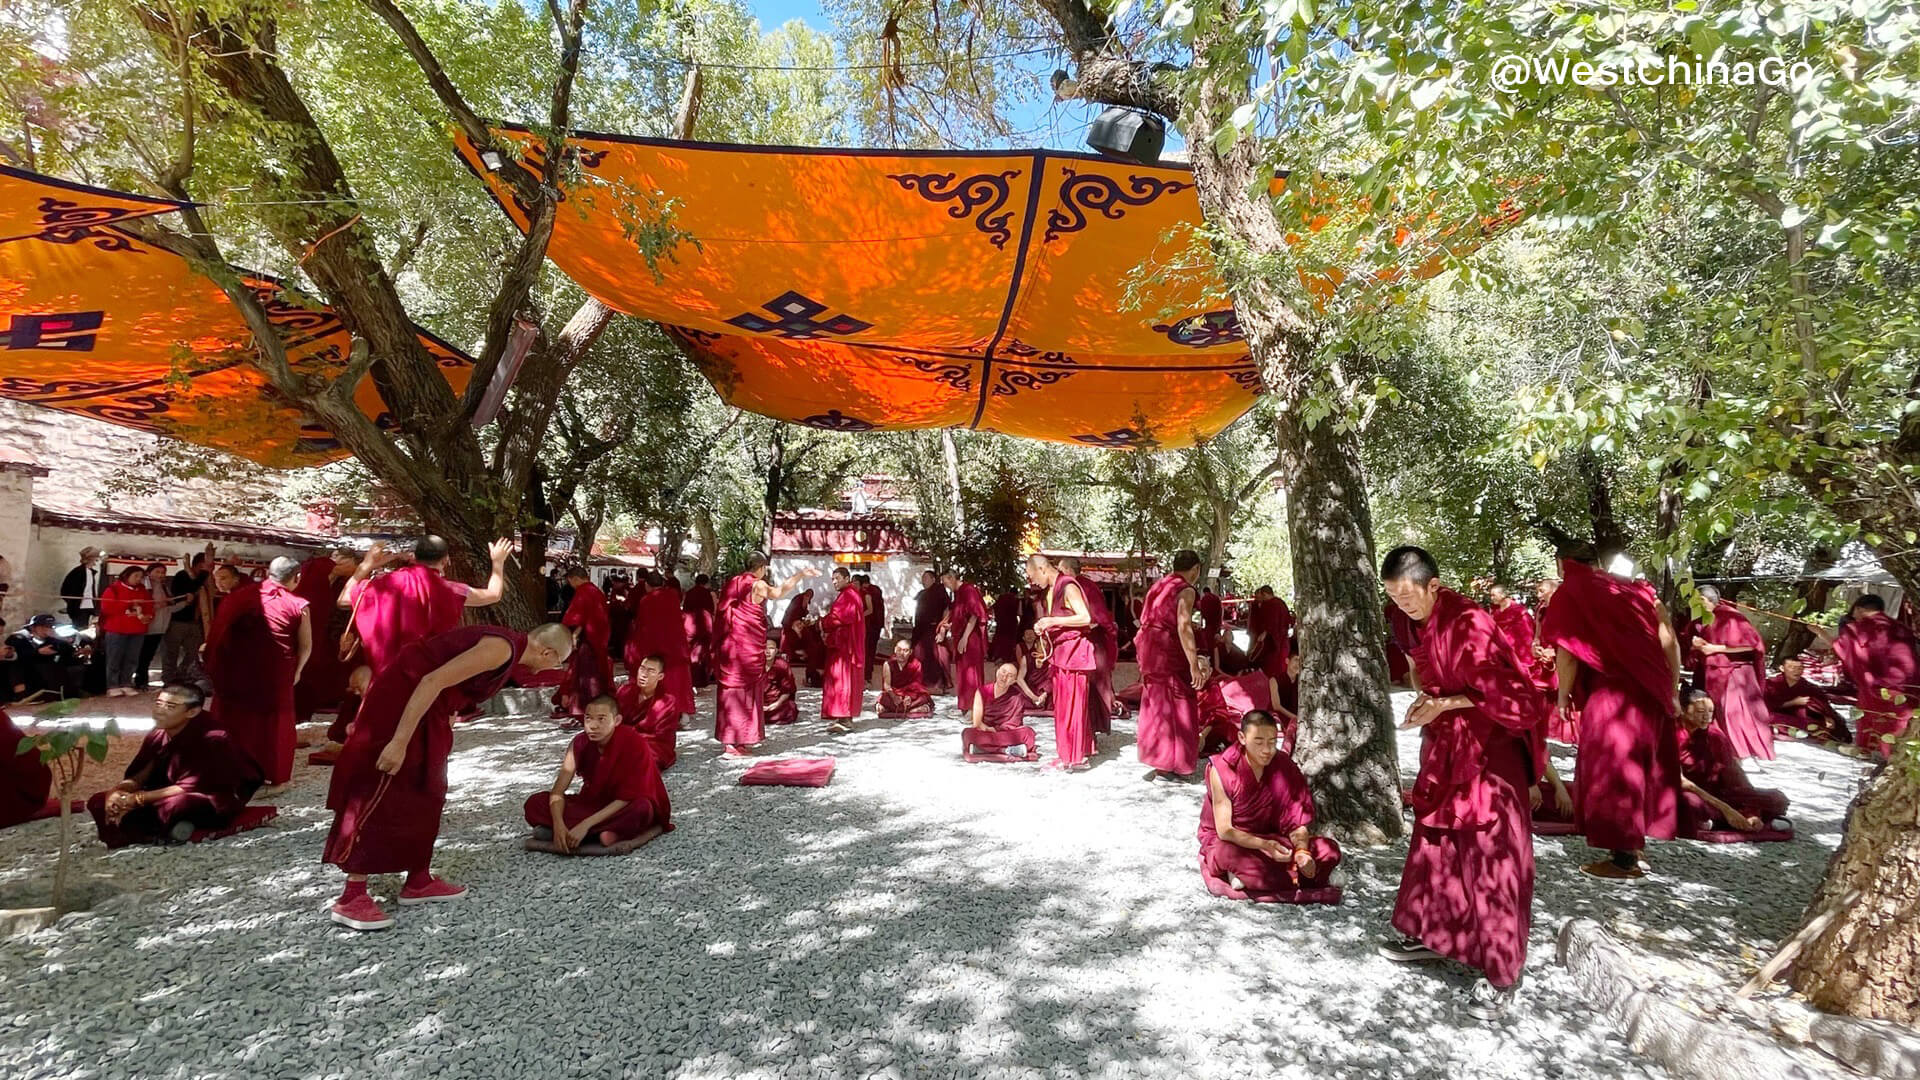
99 566 156 696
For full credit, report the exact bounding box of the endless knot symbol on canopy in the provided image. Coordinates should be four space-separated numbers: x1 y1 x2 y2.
1072 427 1158 449
885 170 1021 250
798 410 878 432
1153 309 1244 348
1043 170 1194 244
32 198 142 251
726 291 874 340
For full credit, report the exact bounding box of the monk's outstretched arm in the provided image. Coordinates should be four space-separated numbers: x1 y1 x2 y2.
375 638 513 775
762 569 817 603
1207 768 1287 857
1679 773 1756 830
341 542 397 606
463 539 514 607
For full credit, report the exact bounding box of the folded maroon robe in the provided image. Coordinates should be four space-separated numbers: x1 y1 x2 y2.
1540 559 1681 852
879 658 934 716
292 558 354 723
714 571 769 746
1199 672 1296 755
557 582 614 718
324 626 523 875
947 582 989 711
88 713 263 848
1136 572 1202 774
350 564 468 676
820 583 868 720
1199 743 1341 897
524 725 671 842
1 709 54 828
739 757 836 787
1689 602 1775 760
762 656 798 725
205 579 308 786
615 682 680 771
1833 612 1919 752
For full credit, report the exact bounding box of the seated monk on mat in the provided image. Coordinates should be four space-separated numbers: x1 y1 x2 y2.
89 685 263 848
1199 710 1342 900
1765 658 1850 744
615 654 678 771
963 663 1038 760
1678 688 1790 833
762 637 798 726
1529 755 1577 827
878 639 935 717
1199 669 1296 758
1014 628 1051 713
525 695 671 853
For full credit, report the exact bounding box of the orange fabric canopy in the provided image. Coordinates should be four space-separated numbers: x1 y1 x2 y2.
459 129 1274 449
0 165 472 467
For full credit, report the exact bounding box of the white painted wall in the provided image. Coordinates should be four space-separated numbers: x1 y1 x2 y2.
22 523 325 627
767 553 926 639
0 469 33 625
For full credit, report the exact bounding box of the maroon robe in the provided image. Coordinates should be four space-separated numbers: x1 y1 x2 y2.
987 591 1022 664
1763 672 1847 741
861 583 885 677
1197 591 1222 658
1676 724 1788 830
778 590 813 660
879 658 934 716
292 558 353 723
615 681 679 771
205 579 309 786
1385 601 1415 686
627 584 694 716
1199 672 1297 755
1136 572 1202 775
1 709 53 827
1045 575 1097 766
1833 612 1919 753
1688 603 1775 760
1077 575 1119 734
683 583 716 687
912 581 951 688
349 564 468 675
1200 743 1342 894
1016 643 1052 714
1393 587 1539 988
324 625 524 874
1252 595 1295 680
523 725 671 842
557 582 614 718
763 656 798 726
1490 600 1546 687
947 582 989 712
1539 559 1681 853
713 572 768 746
87 713 262 848
820 584 868 720
964 683 1038 755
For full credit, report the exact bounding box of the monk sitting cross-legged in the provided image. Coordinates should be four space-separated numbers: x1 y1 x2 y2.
88 684 263 848
761 637 798 726
524 695 671 854
615 654 678 771
962 663 1038 761
1677 688 1790 834
878 639 935 718
1199 710 1342 902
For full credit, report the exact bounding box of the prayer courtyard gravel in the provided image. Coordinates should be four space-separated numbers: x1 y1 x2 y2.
0 687 1868 1079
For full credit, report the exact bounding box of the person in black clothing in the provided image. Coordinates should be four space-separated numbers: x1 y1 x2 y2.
59 548 103 631
161 544 216 685
8 614 89 701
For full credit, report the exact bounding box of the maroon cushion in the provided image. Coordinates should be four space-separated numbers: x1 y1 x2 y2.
739 757 836 787
1531 820 1580 836
1685 825 1793 844
15 798 85 826
189 805 278 843
1198 854 1343 905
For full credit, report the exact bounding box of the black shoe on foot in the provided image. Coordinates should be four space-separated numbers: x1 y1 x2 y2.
1377 935 1442 963
1465 978 1515 1020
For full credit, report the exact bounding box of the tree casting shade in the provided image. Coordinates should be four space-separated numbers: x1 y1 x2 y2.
0 165 472 467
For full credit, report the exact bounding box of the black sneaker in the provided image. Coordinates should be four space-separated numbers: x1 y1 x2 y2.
1465 978 1515 1020
1377 935 1442 963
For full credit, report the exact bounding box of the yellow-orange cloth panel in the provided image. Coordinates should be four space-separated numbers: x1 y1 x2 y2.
457 130 1265 449
0 165 473 467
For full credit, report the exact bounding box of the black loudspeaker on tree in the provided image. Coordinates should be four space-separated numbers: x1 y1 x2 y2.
1086 108 1166 165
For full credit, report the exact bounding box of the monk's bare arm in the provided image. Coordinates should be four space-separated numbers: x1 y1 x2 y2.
762 570 815 604
970 690 986 729
1177 588 1204 687
1209 768 1282 855
880 665 894 693
463 539 514 607
1554 647 1577 713
377 638 513 772
1058 582 1093 628
293 610 313 685
1268 677 1299 722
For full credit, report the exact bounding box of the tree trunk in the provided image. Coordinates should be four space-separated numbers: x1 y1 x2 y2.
763 425 785 553
1788 761 1920 1021
1205 497 1233 586
1773 543 1840 665
1576 447 1631 561
940 428 965 534
692 507 717 574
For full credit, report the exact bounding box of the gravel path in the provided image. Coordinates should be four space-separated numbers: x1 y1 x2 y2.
0 687 1866 1079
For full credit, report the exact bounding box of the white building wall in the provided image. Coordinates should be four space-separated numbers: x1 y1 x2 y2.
766 553 926 639
23 523 326 627
0 469 34 625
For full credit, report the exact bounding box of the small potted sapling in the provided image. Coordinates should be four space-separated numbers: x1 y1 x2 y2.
10 705 118 927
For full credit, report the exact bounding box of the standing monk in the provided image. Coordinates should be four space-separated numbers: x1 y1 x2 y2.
911 570 951 690
713 555 814 755
1832 593 1920 754
292 549 359 725
1686 586 1775 760
627 572 695 719
1196 586 1223 671
341 536 512 676
555 567 614 721
682 574 716 688
1029 554 1096 771
1487 586 1544 685
1248 585 1295 682
819 567 869 731
1059 557 1118 733
1540 553 1684 880
203 559 312 786
987 589 1022 665
1136 550 1209 781
860 574 886 680
1377 547 1539 1020
942 571 988 713
324 623 572 930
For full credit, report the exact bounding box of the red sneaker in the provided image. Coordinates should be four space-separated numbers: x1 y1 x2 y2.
721 744 748 757
398 876 468 905
329 893 394 931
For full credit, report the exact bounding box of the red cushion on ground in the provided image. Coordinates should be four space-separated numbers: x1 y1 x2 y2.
1531 821 1580 836
739 757 836 787
1197 853 1343 905
1685 825 1794 844
189 805 278 843
11 798 86 827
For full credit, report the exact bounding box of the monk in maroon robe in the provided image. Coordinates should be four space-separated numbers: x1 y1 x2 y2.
315 665 373 764
987 590 1022 665
713 556 814 755
1378 546 1539 1018
524 695 670 851
203 560 312 786
88 684 262 847
1832 593 1919 755
1199 671 1295 757
1765 659 1849 743
292 550 359 725
1 708 53 827
341 536 511 675
1196 587 1223 668
1540 555 1683 879
1487 585 1548 689
1014 629 1052 713
1030 554 1096 770
324 623 572 930
820 568 868 729
1248 586 1294 681
879 639 935 717
683 574 716 687
1676 688 1789 832
555 568 614 721
1136 552 1208 780
911 570 951 690
860 575 885 679
963 663 1038 759
778 589 813 664
1200 711 1342 900
626 573 694 718
943 572 989 712
761 638 798 726
616 655 679 771
1686 586 1775 760
1060 558 1119 735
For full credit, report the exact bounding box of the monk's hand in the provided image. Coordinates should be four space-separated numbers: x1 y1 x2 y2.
1553 783 1574 817
1291 848 1316 880
563 823 590 852
1190 661 1207 690
1788 696 1810 708
375 739 407 775
1404 694 1452 728
487 538 513 566
1528 785 1543 810
1730 810 1761 832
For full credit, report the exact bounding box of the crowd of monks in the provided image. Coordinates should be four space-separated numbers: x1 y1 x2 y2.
5 532 1912 1022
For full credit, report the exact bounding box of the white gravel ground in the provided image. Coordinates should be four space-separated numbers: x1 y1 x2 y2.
0 686 1868 1080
